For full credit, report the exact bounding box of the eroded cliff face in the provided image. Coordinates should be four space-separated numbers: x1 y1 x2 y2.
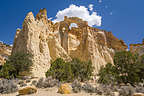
0 42 12 65
130 40 144 56
12 9 127 77
12 9 51 77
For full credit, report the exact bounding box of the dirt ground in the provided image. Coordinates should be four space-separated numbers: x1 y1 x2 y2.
0 87 103 96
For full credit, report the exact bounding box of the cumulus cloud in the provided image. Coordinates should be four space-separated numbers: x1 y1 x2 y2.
53 4 102 26
88 4 93 11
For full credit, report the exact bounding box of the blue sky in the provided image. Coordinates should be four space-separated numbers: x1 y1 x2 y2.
0 0 144 46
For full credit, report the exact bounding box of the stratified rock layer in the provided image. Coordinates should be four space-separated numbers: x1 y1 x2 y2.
12 9 127 77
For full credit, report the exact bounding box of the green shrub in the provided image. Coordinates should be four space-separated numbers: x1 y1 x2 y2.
98 63 118 84
46 58 74 82
114 51 140 84
0 52 33 79
0 62 16 79
46 58 94 82
70 58 94 81
98 51 144 84
136 54 144 81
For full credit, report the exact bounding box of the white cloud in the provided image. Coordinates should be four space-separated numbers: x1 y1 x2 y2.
53 4 102 26
88 4 93 11
0 41 3 44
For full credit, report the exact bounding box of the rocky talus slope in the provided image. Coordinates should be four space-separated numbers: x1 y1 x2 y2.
12 8 127 77
0 42 12 65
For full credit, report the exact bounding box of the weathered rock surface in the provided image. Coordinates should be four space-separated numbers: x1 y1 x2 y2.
130 39 144 56
12 9 51 77
0 42 12 65
12 9 127 77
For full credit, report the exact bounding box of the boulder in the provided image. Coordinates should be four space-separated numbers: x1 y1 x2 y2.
133 93 144 96
58 84 71 94
18 87 37 95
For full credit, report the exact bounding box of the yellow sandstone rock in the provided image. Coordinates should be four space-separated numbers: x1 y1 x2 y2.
18 87 37 95
133 93 144 96
58 84 71 94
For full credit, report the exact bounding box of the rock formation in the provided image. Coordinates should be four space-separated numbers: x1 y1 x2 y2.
130 39 144 56
0 42 12 65
12 9 51 77
12 9 127 77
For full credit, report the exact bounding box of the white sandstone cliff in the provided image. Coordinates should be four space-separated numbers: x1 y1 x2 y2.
12 9 127 77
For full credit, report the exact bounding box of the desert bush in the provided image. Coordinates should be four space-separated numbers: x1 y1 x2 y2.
98 63 118 84
0 79 18 94
82 83 96 93
31 80 37 86
0 52 33 79
98 51 144 84
46 58 73 82
71 80 82 93
0 62 16 79
70 58 94 81
46 58 94 82
36 77 58 88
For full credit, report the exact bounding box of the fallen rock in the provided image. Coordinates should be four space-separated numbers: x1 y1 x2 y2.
133 93 144 96
18 87 37 95
58 84 71 94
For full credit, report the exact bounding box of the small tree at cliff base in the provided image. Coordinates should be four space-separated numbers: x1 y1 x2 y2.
0 52 33 79
46 58 73 82
98 51 144 85
46 58 94 82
